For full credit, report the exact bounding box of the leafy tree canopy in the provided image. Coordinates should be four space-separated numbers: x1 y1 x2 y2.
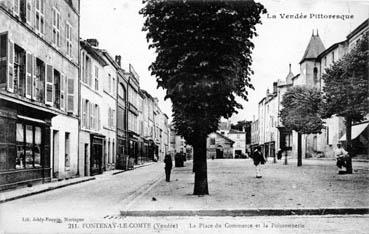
321 32 369 122
280 86 324 134
140 0 266 145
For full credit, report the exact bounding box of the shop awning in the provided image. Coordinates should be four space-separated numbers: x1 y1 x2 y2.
339 122 368 141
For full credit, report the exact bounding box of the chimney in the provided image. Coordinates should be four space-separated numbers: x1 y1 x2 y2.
115 55 121 67
289 63 292 73
266 88 270 96
273 82 277 94
86 38 99 47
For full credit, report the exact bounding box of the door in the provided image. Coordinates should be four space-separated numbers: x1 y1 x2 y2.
90 143 103 175
52 130 59 178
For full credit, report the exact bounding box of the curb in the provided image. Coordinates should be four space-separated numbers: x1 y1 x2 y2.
112 162 157 175
121 173 164 211
0 177 95 204
120 207 369 217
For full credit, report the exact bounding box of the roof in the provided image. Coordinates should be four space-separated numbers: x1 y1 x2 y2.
339 122 368 141
80 40 107 66
317 40 346 60
347 19 369 41
228 129 245 134
300 33 325 64
213 132 235 144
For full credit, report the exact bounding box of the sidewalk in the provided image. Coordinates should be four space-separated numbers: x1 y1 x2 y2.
121 159 369 216
0 161 157 203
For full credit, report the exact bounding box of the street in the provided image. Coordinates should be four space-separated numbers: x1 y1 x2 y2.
0 159 368 233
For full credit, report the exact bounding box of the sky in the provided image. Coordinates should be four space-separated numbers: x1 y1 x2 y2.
80 0 369 124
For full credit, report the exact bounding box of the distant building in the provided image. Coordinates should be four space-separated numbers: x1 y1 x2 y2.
207 132 234 159
227 129 246 158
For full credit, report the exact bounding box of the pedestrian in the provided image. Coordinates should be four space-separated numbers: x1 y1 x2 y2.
335 143 348 174
251 146 266 178
164 154 173 182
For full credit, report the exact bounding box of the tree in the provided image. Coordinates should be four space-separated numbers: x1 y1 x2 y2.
140 0 266 195
280 86 325 166
321 32 368 173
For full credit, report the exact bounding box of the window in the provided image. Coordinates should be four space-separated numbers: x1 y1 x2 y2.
313 67 318 83
66 22 72 58
94 66 99 91
45 64 53 105
332 51 335 63
67 77 74 113
65 132 70 171
82 99 87 128
54 69 60 109
90 102 95 130
13 0 20 16
60 73 65 110
108 140 111 164
34 58 45 102
118 83 126 99
26 0 31 24
35 0 45 35
52 8 61 47
210 137 215 145
108 74 111 92
16 123 42 169
112 141 115 163
112 76 115 94
95 104 100 130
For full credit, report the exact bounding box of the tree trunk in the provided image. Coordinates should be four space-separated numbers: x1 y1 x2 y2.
297 132 302 166
345 117 353 174
193 136 209 195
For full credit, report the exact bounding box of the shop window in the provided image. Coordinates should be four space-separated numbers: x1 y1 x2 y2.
16 123 42 169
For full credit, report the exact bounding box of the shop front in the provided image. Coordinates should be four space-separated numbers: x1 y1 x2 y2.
90 134 104 176
0 99 55 191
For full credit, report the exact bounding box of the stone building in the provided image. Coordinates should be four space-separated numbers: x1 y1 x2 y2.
126 64 140 163
116 58 129 170
227 129 246 158
79 39 105 176
207 132 234 159
99 50 118 171
0 0 80 190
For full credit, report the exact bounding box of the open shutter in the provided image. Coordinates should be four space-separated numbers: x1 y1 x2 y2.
67 77 74 113
31 55 37 100
97 105 100 130
60 73 65 111
25 52 32 98
45 64 53 105
7 38 14 93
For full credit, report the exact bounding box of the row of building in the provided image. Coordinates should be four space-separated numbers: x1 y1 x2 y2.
251 19 369 159
169 120 248 160
0 0 169 191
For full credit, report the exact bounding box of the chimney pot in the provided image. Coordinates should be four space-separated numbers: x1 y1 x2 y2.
115 55 121 67
86 38 99 47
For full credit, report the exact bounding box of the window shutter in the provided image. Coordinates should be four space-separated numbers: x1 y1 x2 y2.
60 73 65 111
67 77 74 113
31 55 37 100
86 100 90 129
7 38 14 93
45 64 53 105
97 105 100 130
25 52 32 98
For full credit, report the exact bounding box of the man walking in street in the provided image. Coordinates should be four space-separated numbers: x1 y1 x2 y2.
164 154 173 182
251 146 266 178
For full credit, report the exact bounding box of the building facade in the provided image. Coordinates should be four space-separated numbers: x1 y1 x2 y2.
227 129 246 158
207 132 234 159
0 0 80 190
79 39 105 176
